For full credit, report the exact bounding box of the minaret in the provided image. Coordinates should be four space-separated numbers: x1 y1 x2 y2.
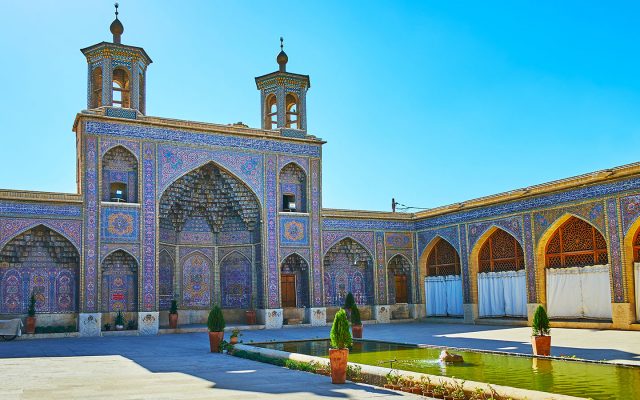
81 3 152 115
255 38 310 136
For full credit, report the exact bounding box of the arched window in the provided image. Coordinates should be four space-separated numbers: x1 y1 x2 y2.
279 163 307 212
285 93 299 129
479 229 524 273
281 253 309 308
102 146 138 203
112 68 130 108
545 216 608 268
91 67 103 108
388 255 411 304
265 94 277 129
426 238 461 276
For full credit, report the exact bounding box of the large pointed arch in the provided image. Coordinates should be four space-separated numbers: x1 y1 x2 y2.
0 224 80 314
535 213 609 305
418 235 462 304
323 237 375 306
624 217 640 322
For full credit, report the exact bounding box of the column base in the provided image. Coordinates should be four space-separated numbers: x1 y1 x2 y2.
138 311 159 336
306 307 327 326
79 313 101 337
463 303 477 323
258 308 283 329
611 303 635 329
408 303 426 319
373 305 390 323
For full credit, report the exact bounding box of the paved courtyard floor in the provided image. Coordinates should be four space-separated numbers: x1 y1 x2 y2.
0 321 639 399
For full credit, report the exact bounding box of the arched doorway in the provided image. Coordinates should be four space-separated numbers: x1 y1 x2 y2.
281 253 310 308
387 255 411 304
323 238 374 306
424 238 463 317
101 250 138 312
476 228 527 318
543 216 611 319
0 225 79 314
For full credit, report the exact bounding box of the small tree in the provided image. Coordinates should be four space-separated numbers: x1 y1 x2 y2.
27 293 36 317
344 292 355 310
350 304 361 326
330 309 352 349
115 310 125 326
532 305 550 336
169 299 178 315
208 305 225 332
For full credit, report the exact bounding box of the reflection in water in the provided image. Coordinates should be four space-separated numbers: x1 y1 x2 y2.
257 340 640 400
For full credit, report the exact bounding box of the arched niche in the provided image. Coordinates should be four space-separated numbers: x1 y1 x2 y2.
420 237 464 317
279 162 307 213
323 237 374 306
387 254 412 304
220 251 252 309
181 251 212 309
102 146 138 203
101 250 138 312
0 225 79 314
158 250 174 311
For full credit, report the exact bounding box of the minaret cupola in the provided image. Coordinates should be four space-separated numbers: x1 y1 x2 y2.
81 3 152 115
255 38 310 136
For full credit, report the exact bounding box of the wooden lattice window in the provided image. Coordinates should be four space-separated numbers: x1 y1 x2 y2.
545 216 608 268
478 229 524 273
426 238 461 276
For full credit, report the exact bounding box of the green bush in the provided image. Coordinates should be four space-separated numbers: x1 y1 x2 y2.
330 308 352 349
28 293 36 317
344 292 355 310
207 305 225 332
114 310 125 326
350 304 362 325
532 305 550 336
169 299 178 315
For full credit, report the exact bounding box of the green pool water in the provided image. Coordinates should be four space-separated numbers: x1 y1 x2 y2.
255 340 640 399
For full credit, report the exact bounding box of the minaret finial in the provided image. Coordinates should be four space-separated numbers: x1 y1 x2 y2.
277 37 288 72
110 2 124 44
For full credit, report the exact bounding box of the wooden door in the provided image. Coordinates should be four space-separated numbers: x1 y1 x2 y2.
395 274 408 303
281 274 297 308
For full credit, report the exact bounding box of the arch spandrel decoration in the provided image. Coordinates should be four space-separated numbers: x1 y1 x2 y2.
322 231 375 259
468 217 524 252
157 144 264 203
0 219 82 253
417 226 460 258
323 237 374 306
0 225 80 314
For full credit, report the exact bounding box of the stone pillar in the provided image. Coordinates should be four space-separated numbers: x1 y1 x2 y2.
79 313 101 337
463 303 477 323
258 308 283 329
408 303 426 319
306 307 326 326
611 303 634 329
373 305 390 323
138 311 159 335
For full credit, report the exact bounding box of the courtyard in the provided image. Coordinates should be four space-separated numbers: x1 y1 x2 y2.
1 322 639 399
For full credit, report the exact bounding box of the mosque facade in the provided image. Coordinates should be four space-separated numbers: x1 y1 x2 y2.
1 11 639 336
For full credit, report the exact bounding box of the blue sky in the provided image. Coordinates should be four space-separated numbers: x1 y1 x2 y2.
0 1 638 212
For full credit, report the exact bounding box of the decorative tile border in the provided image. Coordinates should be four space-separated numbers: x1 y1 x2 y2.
533 201 605 240
84 137 99 312
0 201 82 218
620 194 640 234
142 143 156 311
468 216 524 250
265 155 279 308
375 231 386 304
310 159 323 307
522 214 537 302
606 198 624 302
416 225 460 257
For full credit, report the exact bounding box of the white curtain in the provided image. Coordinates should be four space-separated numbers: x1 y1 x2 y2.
425 275 463 317
546 264 612 319
634 263 640 322
478 270 527 317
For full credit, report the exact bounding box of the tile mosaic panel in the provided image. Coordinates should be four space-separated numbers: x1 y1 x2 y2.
620 194 640 234
100 207 140 242
279 216 309 246
606 198 624 302
310 159 323 307
384 232 413 249
322 231 375 257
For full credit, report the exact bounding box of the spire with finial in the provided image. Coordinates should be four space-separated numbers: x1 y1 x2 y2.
277 36 288 72
110 2 124 44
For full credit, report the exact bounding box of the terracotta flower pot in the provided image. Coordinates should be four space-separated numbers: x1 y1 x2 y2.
209 331 224 352
245 310 256 325
230 336 238 345
169 313 178 329
351 324 363 339
329 348 348 384
532 335 551 356
25 316 36 334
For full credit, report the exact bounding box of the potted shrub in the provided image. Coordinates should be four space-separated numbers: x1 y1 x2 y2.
420 376 433 396
230 328 242 345
114 310 125 331
344 292 355 320
25 293 36 334
384 371 401 390
207 305 225 352
329 308 352 384
169 299 179 329
531 305 551 356
245 295 257 325
350 304 363 339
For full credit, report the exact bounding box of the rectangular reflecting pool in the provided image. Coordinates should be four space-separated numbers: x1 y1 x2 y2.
255 340 640 399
